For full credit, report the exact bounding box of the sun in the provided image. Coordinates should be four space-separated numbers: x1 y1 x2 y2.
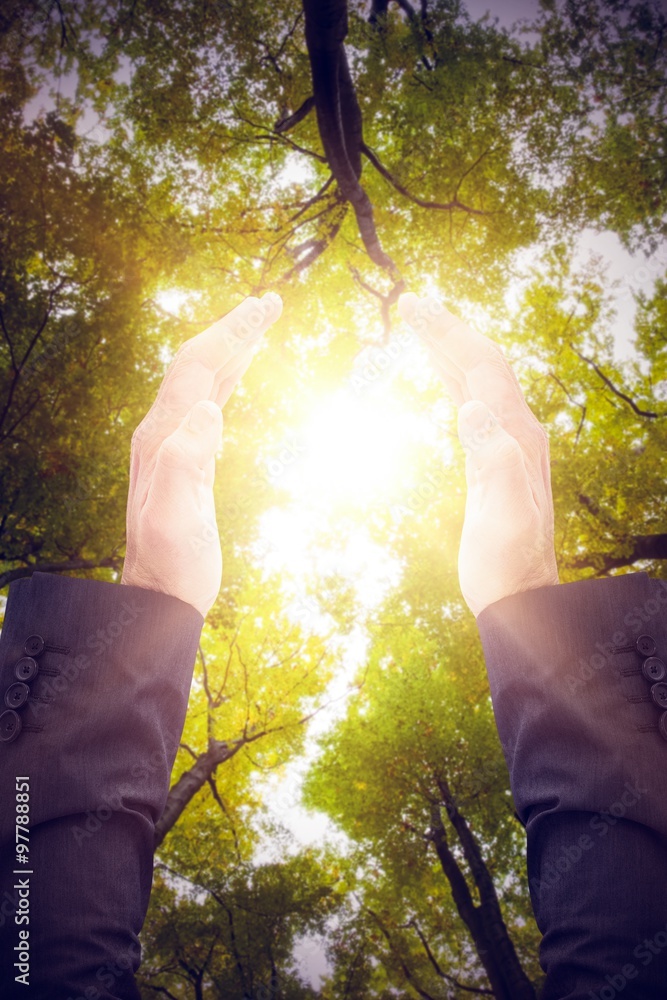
252 385 437 611
276 388 427 510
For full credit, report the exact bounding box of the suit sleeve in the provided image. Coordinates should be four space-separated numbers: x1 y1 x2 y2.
477 571 667 1000
0 572 203 1000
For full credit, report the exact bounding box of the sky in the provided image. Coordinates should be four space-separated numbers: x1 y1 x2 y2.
465 0 540 22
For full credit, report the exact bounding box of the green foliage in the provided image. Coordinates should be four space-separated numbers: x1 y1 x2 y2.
139 853 334 998
304 592 544 993
1 0 666 995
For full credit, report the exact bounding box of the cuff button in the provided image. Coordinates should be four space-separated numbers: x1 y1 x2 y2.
14 657 38 682
0 710 22 743
4 683 30 710
24 635 45 657
650 682 667 708
636 635 657 657
643 657 666 682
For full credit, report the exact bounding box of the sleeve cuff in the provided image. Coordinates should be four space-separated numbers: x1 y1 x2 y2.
477 572 667 837
0 572 203 841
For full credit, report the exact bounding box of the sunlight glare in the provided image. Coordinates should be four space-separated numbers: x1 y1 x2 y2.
154 288 200 315
281 390 424 509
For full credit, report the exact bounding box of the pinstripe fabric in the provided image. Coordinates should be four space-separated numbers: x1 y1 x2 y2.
0 573 202 999
479 572 667 999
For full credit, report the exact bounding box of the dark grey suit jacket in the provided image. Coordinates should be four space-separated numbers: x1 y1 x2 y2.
0 572 202 999
478 571 667 999
1 570 666 998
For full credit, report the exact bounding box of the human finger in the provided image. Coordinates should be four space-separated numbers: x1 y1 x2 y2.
149 400 223 505
398 292 529 410
458 400 527 486
212 339 263 409
145 292 282 437
399 292 548 490
424 345 470 407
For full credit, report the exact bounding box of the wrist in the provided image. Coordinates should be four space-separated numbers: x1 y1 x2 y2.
465 556 560 618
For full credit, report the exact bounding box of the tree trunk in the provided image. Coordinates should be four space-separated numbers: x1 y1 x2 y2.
435 779 537 1000
301 0 395 271
429 804 517 999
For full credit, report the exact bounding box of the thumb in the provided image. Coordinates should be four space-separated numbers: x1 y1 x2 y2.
458 400 528 489
153 399 223 482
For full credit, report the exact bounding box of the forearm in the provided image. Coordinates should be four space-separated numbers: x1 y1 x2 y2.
0 572 202 999
478 572 667 999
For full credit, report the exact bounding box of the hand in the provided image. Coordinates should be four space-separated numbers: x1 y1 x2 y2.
122 293 283 616
398 292 558 617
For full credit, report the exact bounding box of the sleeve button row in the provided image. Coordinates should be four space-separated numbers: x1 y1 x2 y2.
0 636 56 744
632 636 667 742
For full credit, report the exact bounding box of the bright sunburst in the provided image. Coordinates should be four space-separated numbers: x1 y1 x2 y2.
279 389 426 509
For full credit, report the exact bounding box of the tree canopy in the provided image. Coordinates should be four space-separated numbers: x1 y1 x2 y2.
1 0 666 996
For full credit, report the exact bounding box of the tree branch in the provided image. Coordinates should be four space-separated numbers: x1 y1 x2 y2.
571 533 667 573
361 142 490 216
280 204 347 281
436 778 536 999
0 557 121 591
369 0 434 69
302 0 399 273
548 371 587 444
141 985 181 1000
365 909 438 1000
349 265 405 341
274 95 316 133
408 918 494 995
206 774 242 861
571 345 661 419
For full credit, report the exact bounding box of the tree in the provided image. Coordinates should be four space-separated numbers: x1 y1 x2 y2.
2 1 666 995
2 0 666 581
304 613 543 997
153 571 342 852
138 853 335 999
0 67 168 584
